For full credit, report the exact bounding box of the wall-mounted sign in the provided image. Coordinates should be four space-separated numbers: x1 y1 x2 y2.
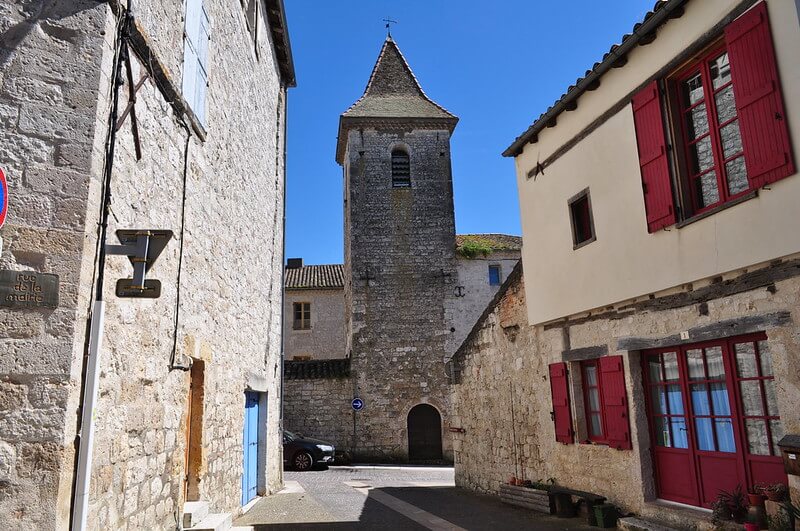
0 270 59 309
351 397 364 411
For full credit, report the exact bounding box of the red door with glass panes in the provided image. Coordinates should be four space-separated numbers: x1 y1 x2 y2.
643 334 786 508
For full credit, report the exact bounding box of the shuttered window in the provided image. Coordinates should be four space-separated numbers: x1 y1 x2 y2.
549 362 574 445
391 149 411 188
182 0 210 126
632 2 793 228
580 356 632 449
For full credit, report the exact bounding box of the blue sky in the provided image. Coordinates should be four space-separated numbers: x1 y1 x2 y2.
283 0 655 265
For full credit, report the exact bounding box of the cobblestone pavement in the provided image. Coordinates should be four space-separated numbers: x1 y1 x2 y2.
234 465 594 530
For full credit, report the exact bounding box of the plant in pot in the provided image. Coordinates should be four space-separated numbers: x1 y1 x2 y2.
744 511 761 531
764 483 787 502
749 484 767 507
714 485 748 525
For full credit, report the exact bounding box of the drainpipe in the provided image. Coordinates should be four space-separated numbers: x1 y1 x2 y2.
278 84 288 487
71 11 126 531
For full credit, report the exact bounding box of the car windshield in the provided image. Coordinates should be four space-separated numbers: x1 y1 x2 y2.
284 430 298 442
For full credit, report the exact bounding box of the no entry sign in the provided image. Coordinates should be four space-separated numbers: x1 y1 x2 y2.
0 168 7 229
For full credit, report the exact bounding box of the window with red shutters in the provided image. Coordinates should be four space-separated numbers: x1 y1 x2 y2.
580 357 632 449
549 362 574 445
633 2 794 227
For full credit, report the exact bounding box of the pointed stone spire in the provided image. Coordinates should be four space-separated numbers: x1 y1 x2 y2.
336 36 457 164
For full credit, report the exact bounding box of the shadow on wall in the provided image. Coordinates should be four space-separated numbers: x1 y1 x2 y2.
0 0 99 68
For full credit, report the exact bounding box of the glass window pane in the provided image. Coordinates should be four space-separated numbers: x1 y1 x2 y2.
714 85 737 123
770 420 785 456
654 417 671 447
686 104 709 141
588 388 601 412
683 73 704 105
695 418 715 451
764 379 779 416
710 52 731 89
705 347 725 379
590 413 603 437
746 419 770 455
711 383 731 416
648 359 663 383
584 364 598 386
663 352 679 382
650 387 667 415
740 380 764 416
735 342 758 378
691 384 711 415
716 419 736 453
720 120 744 158
690 137 715 174
758 341 773 376
687 349 705 380
696 171 720 208
726 157 749 196
667 384 684 415
671 418 688 449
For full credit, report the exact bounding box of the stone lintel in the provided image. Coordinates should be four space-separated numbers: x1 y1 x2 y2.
561 344 608 362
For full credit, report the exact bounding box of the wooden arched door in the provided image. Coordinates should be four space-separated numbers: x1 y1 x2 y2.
407 404 442 461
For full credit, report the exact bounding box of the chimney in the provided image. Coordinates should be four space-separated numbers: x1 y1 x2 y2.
286 258 303 269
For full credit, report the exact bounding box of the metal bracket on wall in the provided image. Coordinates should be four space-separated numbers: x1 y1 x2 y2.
106 229 173 298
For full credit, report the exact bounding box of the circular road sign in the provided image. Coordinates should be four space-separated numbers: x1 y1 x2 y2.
0 168 6 229
351 397 364 411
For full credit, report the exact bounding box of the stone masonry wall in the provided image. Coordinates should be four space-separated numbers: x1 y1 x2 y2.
0 2 110 529
284 289 346 360
283 376 354 453
345 126 456 461
452 260 800 527
0 1 288 529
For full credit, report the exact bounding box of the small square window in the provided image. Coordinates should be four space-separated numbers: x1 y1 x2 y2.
293 302 311 330
568 189 596 249
488 265 501 286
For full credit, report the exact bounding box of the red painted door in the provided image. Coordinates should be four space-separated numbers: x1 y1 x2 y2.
643 334 786 508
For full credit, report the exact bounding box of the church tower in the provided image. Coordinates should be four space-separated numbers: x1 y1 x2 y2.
336 36 458 461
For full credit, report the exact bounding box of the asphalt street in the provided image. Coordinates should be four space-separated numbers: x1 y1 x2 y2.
234 465 594 530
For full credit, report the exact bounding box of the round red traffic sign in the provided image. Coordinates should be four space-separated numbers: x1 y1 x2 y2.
0 168 6 229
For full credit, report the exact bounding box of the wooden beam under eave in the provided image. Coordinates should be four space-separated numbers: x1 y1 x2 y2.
565 100 578 112
528 134 539 144
546 117 557 128
586 79 600 91
639 30 657 45
611 55 628 68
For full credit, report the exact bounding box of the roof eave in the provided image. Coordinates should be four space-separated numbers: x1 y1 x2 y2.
264 0 296 88
502 0 689 158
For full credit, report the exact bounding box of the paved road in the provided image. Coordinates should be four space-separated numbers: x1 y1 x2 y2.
235 465 594 530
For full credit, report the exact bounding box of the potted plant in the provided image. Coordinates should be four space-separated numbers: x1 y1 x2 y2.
765 483 787 502
749 484 767 507
714 485 748 524
593 503 618 528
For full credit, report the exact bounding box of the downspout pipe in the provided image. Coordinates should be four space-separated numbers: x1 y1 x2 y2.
71 11 127 531
278 84 288 485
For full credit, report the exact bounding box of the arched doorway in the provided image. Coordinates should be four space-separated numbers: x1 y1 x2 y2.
407 404 443 461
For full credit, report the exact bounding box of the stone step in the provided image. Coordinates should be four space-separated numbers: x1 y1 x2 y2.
618 516 680 531
183 501 210 529
186 512 232 531
230 527 254 531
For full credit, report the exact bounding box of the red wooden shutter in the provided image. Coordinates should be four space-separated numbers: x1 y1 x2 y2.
632 80 676 233
599 356 631 450
549 362 573 444
725 2 795 188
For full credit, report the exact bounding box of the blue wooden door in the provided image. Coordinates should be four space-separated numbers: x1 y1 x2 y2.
242 392 260 505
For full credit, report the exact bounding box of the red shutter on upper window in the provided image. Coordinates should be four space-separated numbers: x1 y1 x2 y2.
549 362 573 445
632 80 676 233
725 2 795 188
598 356 631 450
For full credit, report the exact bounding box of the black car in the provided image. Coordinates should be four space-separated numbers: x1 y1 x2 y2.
283 430 335 471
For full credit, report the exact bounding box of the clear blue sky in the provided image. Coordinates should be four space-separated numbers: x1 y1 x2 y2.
283 0 655 265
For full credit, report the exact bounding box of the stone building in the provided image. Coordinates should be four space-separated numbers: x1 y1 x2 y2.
0 0 293 529
283 36 520 464
452 0 800 527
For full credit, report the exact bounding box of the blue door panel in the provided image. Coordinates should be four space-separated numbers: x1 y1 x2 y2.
242 392 260 505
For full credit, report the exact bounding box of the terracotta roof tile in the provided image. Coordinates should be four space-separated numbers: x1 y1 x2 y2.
285 264 344 290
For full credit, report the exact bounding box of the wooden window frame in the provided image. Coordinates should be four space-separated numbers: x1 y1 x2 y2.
568 188 596 250
292 302 311 330
666 39 751 218
580 359 608 444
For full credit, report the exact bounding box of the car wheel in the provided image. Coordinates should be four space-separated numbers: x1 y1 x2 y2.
293 451 313 471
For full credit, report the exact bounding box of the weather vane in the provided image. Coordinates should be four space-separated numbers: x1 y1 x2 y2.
383 16 397 37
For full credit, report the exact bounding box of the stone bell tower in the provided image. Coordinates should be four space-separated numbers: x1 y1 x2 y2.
335 36 459 461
